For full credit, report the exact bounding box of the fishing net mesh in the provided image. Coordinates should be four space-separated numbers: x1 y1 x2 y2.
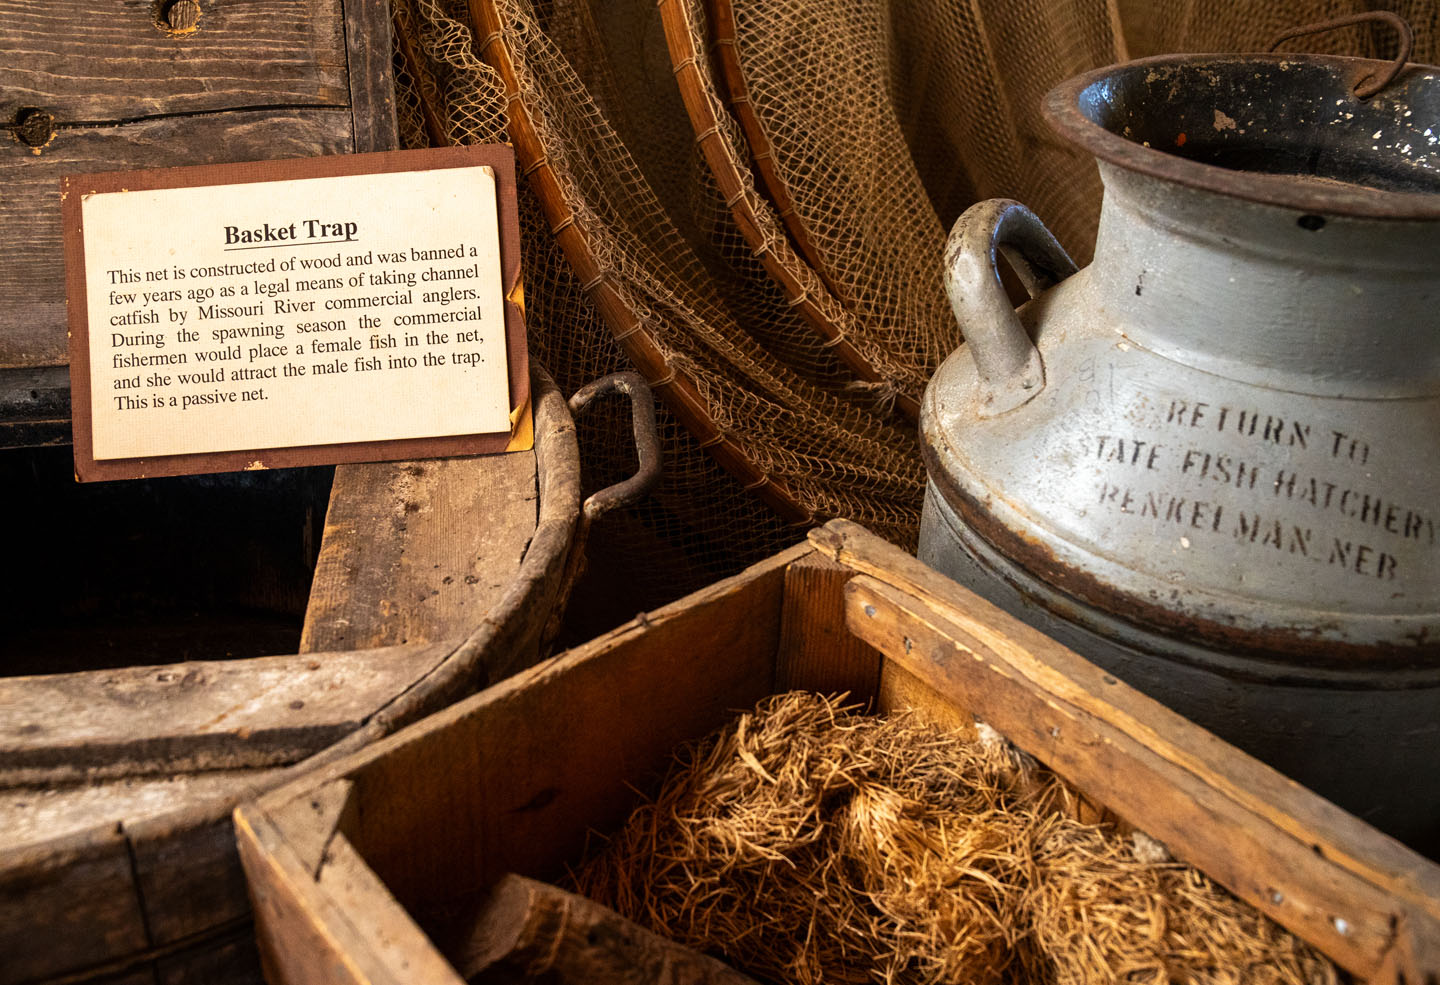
389 0 1432 618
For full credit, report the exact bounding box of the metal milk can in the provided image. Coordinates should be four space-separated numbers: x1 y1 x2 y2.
918 16 1440 850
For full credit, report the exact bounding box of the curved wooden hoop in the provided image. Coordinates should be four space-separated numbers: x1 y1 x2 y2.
707 0 854 309
659 0 923 420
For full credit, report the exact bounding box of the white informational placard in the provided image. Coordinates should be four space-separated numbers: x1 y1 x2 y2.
77 163 513 463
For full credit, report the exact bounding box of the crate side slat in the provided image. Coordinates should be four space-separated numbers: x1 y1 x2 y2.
236 807 413 985
812 518 1440 911
844 572 1436 980
776 553 883 699
345 552 797 912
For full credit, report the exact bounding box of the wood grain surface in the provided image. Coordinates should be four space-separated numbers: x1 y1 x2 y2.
300 458 537 654
775 552 881 698
0 823 150 985
0 0 397 432
0 3 402 981
0 0 354 371
812 519 1440 984
0 643 452 787
0 0 347 120
0 768 287 853
237 542 808 985
454 873 760 983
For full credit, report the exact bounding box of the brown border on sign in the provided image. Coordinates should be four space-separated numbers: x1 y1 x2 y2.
63 144 530 482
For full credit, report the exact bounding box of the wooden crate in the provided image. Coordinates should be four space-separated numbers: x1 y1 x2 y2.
0 0 395 445
235 520 1440 985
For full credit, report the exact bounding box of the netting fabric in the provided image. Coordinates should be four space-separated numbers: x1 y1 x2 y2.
716 0 1120 367
392 0 926 626
389 0 1433 621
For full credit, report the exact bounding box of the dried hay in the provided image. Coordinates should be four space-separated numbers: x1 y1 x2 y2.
1025 822 1339 985
569 692 1340 985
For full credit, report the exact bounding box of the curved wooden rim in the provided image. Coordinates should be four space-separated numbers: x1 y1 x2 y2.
657 0 923 420
707 0 853 308
1044 53 1440 222
0 367 583 985
466 0 816 526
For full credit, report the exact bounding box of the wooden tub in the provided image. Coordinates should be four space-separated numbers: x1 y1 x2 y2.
0 366 632 985
235 520 1440 985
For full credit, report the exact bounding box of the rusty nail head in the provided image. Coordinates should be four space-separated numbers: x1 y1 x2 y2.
14 108 53 148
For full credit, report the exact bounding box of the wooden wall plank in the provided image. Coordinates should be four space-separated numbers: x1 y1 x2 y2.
0 108 355 368
301 455 538 653
0 365 70 447
0 0 347 122
346 0 399 154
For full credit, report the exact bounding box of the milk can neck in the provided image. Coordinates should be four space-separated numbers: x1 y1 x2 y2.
1088 162 1440 399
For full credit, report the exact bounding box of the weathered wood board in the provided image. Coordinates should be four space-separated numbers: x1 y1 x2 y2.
0 644 448 985
237 520 1440 985
0 644 452 786
302 455 539 653
0 769 287 854
0 0 397 442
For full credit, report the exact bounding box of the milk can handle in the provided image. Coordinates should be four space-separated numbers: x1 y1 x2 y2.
1265 12 1412 100
944 199 1077 418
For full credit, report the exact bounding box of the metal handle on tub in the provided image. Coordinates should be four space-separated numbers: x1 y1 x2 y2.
944 199 1076 418
567 371 662 522
542 371 663 648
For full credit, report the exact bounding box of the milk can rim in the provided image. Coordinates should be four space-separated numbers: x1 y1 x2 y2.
1043 52 1440 221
